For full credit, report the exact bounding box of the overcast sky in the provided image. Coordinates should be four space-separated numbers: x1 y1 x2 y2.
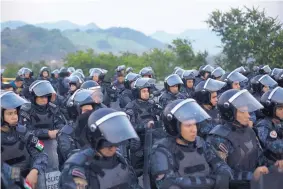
1 0 283 34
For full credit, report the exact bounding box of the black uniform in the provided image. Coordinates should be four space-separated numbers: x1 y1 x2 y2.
59 108 141 189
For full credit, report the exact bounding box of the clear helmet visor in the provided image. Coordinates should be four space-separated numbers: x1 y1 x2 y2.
227 71 248 83
29 81 55 96
212 67 225 78
165 74 183 86
90 112 139 144
1 91 28 109
204 78 227 92
258 74 278 88
228 89 263 112
268 87 283 104
170 99 211 123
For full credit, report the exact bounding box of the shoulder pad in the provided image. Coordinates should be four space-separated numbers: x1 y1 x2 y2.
65 148 95 166
20 103 31 112
60 125 74 135
152 137 175 150
209 124 231 137
255 118 272 129
125 101 135 109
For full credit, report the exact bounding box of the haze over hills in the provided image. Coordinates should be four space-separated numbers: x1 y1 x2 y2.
1 20 222 64
151 29 222 55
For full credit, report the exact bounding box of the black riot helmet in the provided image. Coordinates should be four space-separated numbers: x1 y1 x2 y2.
39 67 50 78
270 68 283 79
59 67 70 77
132 77 155 99
126 67 133 74
29 80 55 102
67 88 103 120
70 70 85 81
174 68 185 78
139 67 154 78
275 70 283 87
194 78 226 106
211 67 225 80
22 68 33 78
81 80 100 90
250 74 278 94
164 74 183 91
51 69 59 78
260 87 283 118
181 70 195 85
68 75 84 89
1 91 29 125
199 65 214 78
162 99 211 137
87 108 139 150
220 71 248 90
89 68 107 81
124 73 141 89
217 89 263 122
259 65 272 75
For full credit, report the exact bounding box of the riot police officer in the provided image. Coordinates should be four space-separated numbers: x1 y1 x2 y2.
220 70 248 92
57 88 106 168
51 69 59 91
254 87 283 162
180 70 195 98
194 78 227 138
159 74 186 108
258 65 272 75
195 65 214 86
57 67 70 97
1 91 48 188
274 70 283 88
125 77 164 176
119 72 141 109
21 68 35 89
207 89 283 188
89 68 113 107
150 99 232 189
211 67 226 81
250 74 278 101
38 67 51 81
126 67 134 74
139 67 160 96
19 80 65 172
59 108 142 189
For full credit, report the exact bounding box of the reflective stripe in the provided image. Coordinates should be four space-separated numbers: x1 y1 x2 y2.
95 111 127 126
170 99 195 114
228 89 248 103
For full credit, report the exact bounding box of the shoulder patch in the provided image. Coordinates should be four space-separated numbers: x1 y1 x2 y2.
20 103 31 111
269 130 277 139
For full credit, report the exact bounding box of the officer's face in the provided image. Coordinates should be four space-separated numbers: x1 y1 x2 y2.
70 84 77 92
140 88 149 100
54 73 59 78
92 75 99 82
36 96 48 105
24 72 30 78
236 107 250 126
204 72 209 79
262 85 269 93
210 92 218 106
42 71 49 78
180 120 197 142
99 146 117 157
4 109 18 126
118 76 124 83
275 106 283 120
169 85 179 94
186 80 194 88
81 105 93 114
143 75 151 78
232 82 240 90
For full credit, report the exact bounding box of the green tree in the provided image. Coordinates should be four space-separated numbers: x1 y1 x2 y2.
206 6 283 70
168 38 208 69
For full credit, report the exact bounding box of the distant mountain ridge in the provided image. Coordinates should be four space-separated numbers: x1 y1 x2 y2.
1 20 100 31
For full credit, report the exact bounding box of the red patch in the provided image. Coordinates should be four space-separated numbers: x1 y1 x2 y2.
71 169 86 179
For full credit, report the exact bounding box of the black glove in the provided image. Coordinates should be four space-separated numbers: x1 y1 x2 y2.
214 174 230 189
